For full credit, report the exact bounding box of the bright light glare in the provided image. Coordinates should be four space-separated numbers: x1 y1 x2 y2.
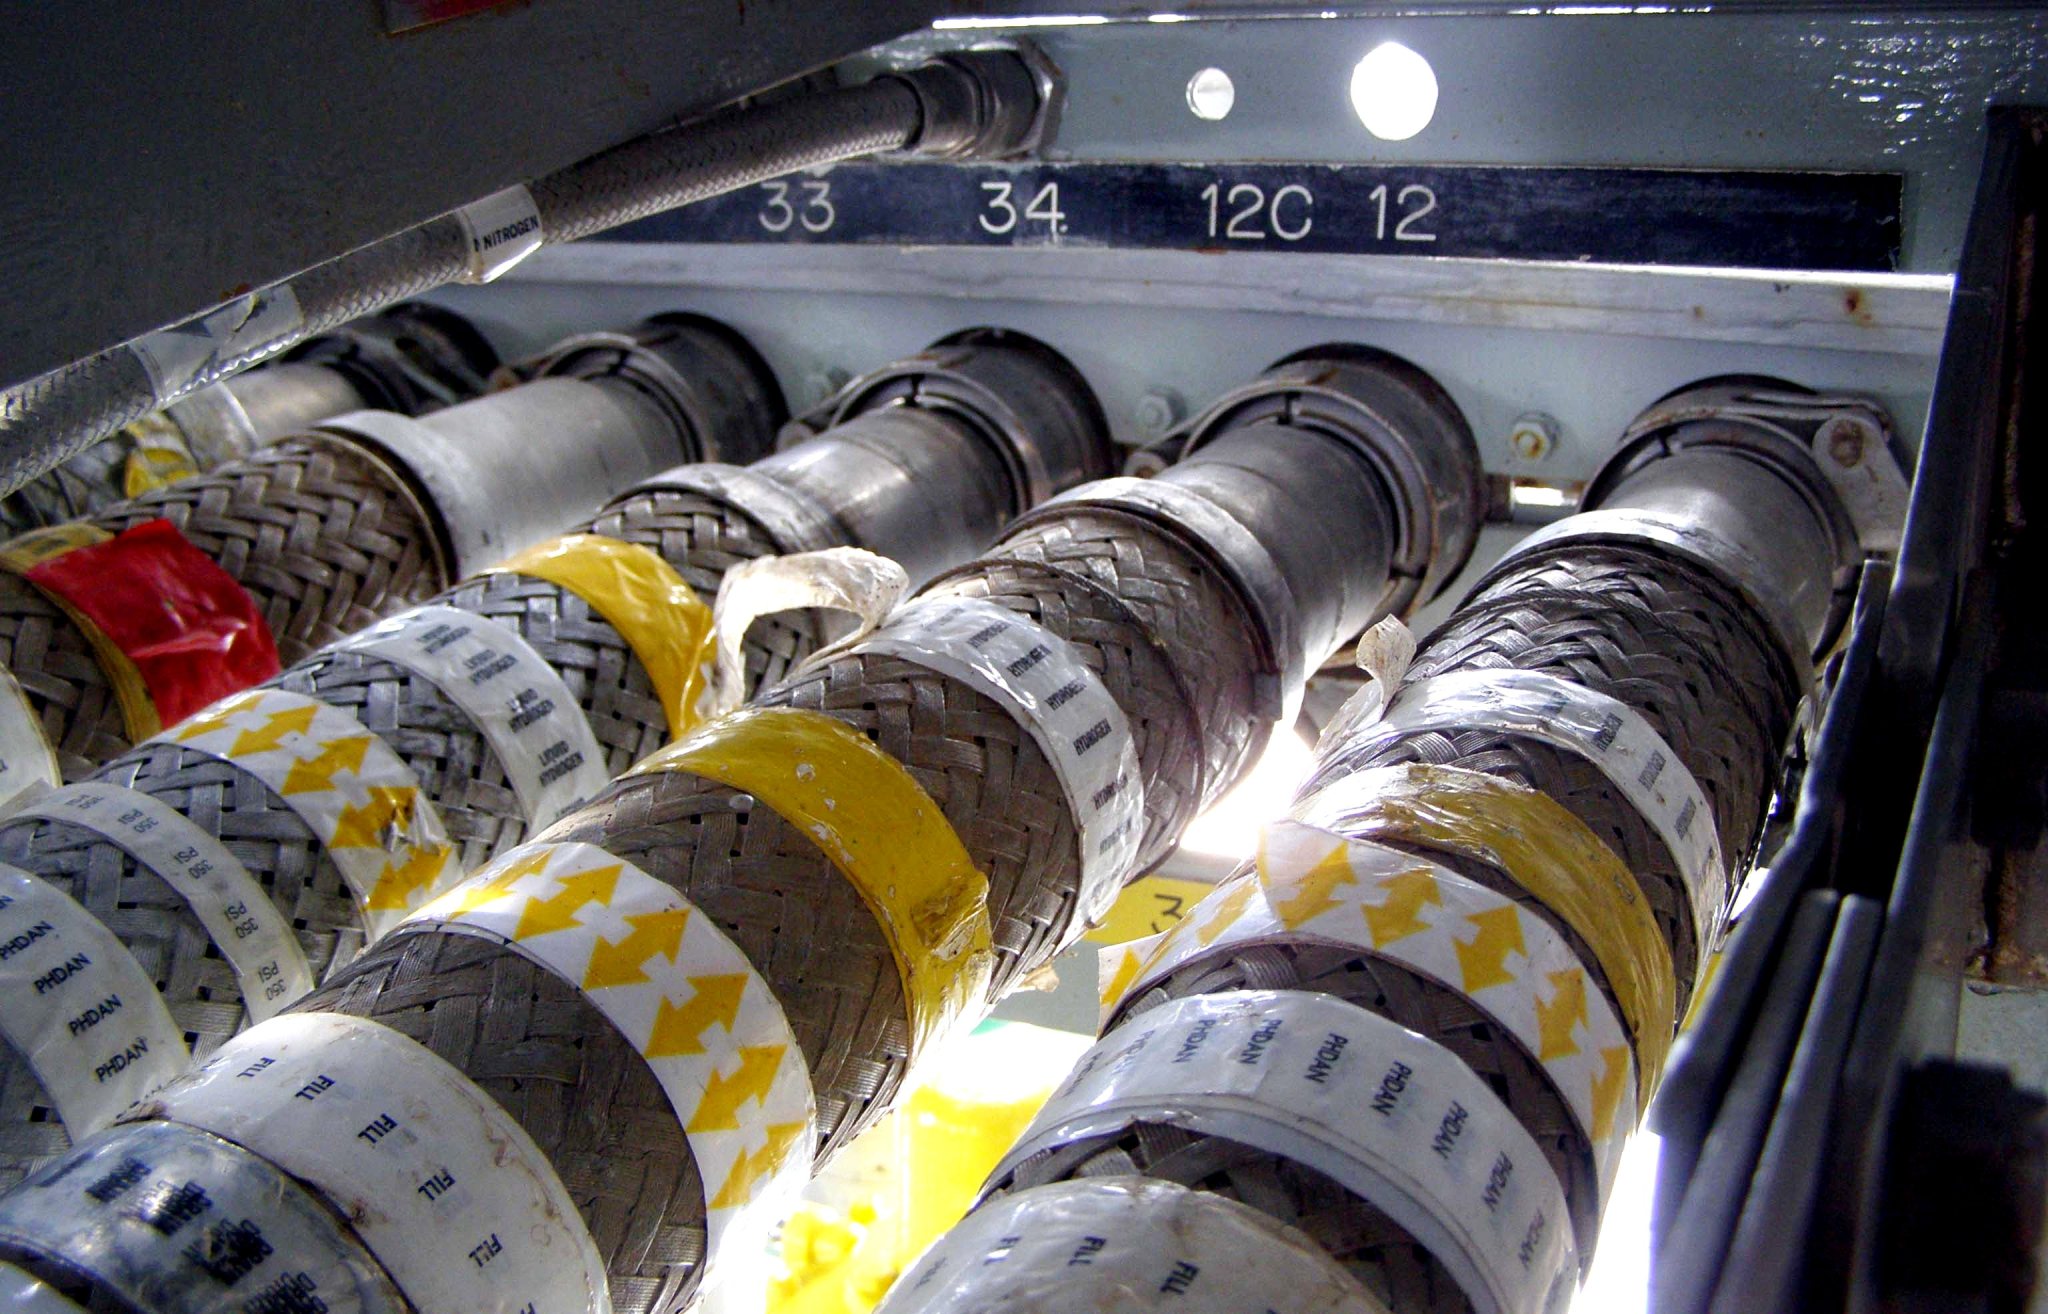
1348 42 1439 141
1573 1131 1659 1312
932 13 1109 28
1511 483 1573 509
1186 67 1236 121
1176 728 1315 858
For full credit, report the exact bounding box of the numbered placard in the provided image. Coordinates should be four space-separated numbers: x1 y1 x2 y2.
605 161 1903 271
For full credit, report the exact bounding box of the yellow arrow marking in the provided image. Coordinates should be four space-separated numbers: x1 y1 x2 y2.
688 1045 785 1132
445 849 555 918
226 704 320 756
328 787 418 850
1591 1044 1631 1140
366 844 452 912
280 737 371 795
1454 905 1527 994
173 700 247 742
707 1121 807 1210
1098 946 1146 1010
1194 879 1258 947
1266 845 1357 927
582 906 690 989
1534 969 1589 1061
1362 867 1441 945
646 974 749 1058
512 864 621 939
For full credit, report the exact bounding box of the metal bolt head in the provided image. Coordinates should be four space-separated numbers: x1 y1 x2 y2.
1134 389 1185 437
1821 416 1868 469
1509 412 1558 462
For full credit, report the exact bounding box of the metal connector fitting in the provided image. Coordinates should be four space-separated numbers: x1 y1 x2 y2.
804 327 1112 512
1179 345 1486 622
891 43 1064 161
1596 376 1905 558
1569 376 1904 661
286 302 499 416
518 312 787 467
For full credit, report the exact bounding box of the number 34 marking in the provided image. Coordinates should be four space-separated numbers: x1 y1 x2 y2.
979 180 1066 236
758 180 835 233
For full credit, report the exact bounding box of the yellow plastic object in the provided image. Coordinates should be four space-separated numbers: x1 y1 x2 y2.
1081 873 1219 946
120 415 202 497
1296 762 1677 1087
768 1021 1089 1314
633 705 993 1058
487 533 712 739
0 523 159 741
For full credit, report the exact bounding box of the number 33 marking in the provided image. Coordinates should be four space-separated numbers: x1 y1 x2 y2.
758 179 835 233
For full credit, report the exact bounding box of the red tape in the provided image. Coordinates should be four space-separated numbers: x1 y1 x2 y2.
27 519 280 727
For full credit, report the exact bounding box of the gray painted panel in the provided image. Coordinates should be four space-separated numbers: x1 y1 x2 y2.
0 1 947 384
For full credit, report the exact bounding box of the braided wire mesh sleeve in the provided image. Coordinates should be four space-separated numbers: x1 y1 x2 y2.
0 362 375 537
288 506 1276 1312
996 539 1809 1314
0 481 818 1192
0 433 448 778
0 421 148 536
1308 542 1802 997
258 346 1442 1312
992 1122 1476 1314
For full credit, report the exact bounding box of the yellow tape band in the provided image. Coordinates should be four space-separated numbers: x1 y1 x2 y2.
1294 762 1676 1088
0 525 159 741
632 705 993 1056
120 415 202 498
489 533 712 739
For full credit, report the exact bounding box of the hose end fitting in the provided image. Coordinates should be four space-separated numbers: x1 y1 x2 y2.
519 313 788 466
1572 376 1903 663
1180 345 1486 623
803 327 1113 513
286 302 500 416
892 43 1064 160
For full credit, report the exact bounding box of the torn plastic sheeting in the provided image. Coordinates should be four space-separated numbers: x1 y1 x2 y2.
707 547 908 719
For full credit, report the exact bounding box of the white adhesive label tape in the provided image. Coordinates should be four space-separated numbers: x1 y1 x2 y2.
0 668 58 811
0 1261 86 1313
7 784 315 1023
0 1120 405 1314
995 990 1578 1314
128 287 305 403
454 186 543 283
881 1177 1390 1314
861 596 1143 924
412 840 816 1274
1112 821 1638 1207
140 1012 608 1314
340 604 609 828
1341 669 1728 948
0 862 188 1135
166 689 459 938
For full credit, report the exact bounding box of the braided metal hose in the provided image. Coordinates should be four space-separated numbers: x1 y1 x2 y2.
0 321 733 779
120 349 1468 1314
0 48 1057 499
0 318 790 1185
0 304 499 537
0 331 1107 1221
0 435 448 778
971 383 1882 1314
